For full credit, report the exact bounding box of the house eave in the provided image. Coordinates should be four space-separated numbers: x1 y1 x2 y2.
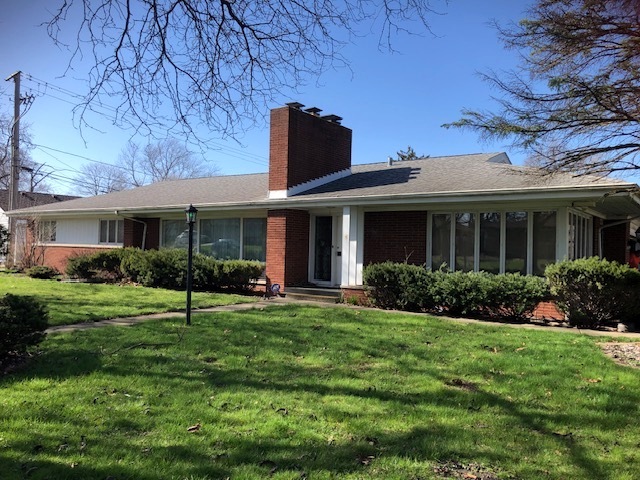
7 182 638 219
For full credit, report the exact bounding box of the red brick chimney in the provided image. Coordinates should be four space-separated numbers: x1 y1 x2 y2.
268 103 352 198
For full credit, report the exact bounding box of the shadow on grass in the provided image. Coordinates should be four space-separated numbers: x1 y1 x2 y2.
2 305 638 479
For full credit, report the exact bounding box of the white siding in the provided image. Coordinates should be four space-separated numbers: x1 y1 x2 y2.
0 209 8 230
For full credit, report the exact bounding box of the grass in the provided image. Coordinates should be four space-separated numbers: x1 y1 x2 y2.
0 272 258 326
1 304 640 479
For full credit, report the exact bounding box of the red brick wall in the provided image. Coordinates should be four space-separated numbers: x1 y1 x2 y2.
266 209 310 289
123 218 160 249
42 246 115 273
146 218 160 250
269 105 352 192
601 220 629 264
363 211 427 266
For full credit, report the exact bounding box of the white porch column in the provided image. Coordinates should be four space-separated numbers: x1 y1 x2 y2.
555 207 569 261
341 206 364 287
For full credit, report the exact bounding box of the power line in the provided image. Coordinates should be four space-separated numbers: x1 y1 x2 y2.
22 74 269 167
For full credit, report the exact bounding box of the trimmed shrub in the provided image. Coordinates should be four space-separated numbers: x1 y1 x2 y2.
545 257 640 328
432 270 492 317
364 262 550 321
25 265 59 280
65 254 96 279
363 262 435 311
363 262 407 309
485 273 549 322
219 260 265 292
66 247 264 291
0 294 49 363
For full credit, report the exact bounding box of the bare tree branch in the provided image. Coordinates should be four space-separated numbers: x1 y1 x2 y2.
45 0 440 141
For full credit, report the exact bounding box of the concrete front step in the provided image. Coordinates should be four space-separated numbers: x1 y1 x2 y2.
284 287 342 304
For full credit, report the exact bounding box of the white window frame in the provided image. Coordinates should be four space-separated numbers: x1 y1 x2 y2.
568 209 593 260
161 216 267 261
99 219 124 245
37 220 57 243
427 209 560 275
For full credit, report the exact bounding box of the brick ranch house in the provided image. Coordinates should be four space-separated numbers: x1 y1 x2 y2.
8 103 640 298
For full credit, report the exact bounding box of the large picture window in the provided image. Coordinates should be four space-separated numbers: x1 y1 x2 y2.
455 213 475 272
162 217 265 261
99 219 124 244
162 219 196 249
429 210 560 275
431 213 451 270
505 212 527 274
243 218 267 262
533 211 557 276
200 218 241 260
479 213 500 274
37 220 57 242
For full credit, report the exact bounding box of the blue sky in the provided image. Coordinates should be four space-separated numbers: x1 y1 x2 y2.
0 1 533 195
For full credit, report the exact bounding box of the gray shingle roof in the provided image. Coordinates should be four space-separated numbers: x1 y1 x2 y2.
11 173 268 214
297 153 627 200
9 153 635 216
0 189 80 211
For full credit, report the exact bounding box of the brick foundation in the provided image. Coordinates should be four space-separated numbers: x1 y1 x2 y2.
532 301 565 321
41 245 117 273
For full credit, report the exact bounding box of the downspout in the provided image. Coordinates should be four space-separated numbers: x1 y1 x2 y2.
115 211 148 250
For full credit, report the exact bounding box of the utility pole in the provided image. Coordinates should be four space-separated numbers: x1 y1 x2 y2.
5 71 21 267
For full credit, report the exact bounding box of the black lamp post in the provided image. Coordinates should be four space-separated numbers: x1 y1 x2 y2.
185 204 198 325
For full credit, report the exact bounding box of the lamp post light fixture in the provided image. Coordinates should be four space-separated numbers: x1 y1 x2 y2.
185 204 198 325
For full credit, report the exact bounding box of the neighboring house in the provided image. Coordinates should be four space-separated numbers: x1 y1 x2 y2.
0 190 80 265
8 103 640 293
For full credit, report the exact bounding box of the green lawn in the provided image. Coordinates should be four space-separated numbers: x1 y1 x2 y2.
0 272 258 326
1 304 639 479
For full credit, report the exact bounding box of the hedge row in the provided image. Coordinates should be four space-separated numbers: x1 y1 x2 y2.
363 262 549 322
65 248 265 292
364 258 640 328
0 294 48 365
546 257 640 328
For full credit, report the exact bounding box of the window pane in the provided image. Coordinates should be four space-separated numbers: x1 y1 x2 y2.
38 221 56 242
100 220 108 243
455 213 475 272
200 219 240 259
505 212 527 274
108 220 116 243
243 218 266 262
162 219 193 250
533 211 556 275
431 214 451 270
479 213 500 274
117 220 124 244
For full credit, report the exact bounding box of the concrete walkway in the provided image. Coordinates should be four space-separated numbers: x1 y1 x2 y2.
46 296 640 340
46 297 288 334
